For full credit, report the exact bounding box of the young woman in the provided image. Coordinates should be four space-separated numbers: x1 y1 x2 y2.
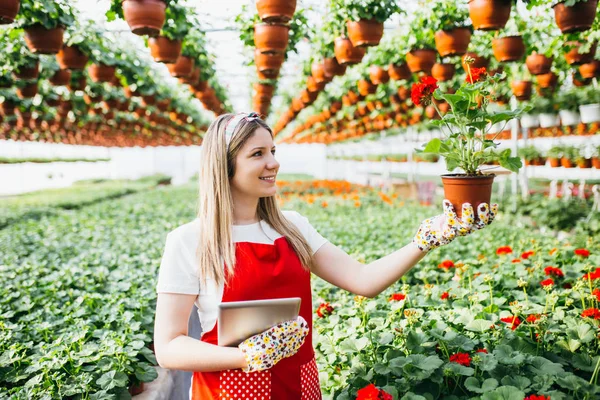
153 112 497 400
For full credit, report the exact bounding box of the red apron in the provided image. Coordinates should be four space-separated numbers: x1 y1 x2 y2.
191 237 322 400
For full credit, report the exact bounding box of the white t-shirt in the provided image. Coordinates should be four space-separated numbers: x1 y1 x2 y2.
156 210 328 336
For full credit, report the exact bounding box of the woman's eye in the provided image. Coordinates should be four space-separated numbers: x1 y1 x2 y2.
253 151 262 156
271 150 276 155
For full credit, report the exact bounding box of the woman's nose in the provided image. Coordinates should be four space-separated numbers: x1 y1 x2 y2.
267 154 279 170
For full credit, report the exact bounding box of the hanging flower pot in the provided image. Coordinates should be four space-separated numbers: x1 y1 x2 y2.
573 73 591 87
434 28 471 57
194 80 208 93
88 64 116 83
306 76 326 93
13 62 40 80
167 56 194 78
311 62 327 83
441 175 495 219
334 37 365 66
254 23 289 54
406 49 436 73
323 57 346 77
56 45 88 70
17 82 38 98
388 63 411 81
256 0 296 23
511 80 532 101
397 86 410 101
346 19 384 48
468 0 512 31
525 53 552 75
492 36 525 62
49 69 71 86
369 66 389 85
552 0 598 33
536 72 557 89
122 0 166 36
24 25 64 54
254 83 276 98
0 0 19 24
300 89 318 105
254 50 284 75
180 65 200 85
461 52 489 70
565 42 596 65
1 100 15 116
432 63 455 82
357 79 377 96
580 104 600 124
148 36 182 63
579 60 600 79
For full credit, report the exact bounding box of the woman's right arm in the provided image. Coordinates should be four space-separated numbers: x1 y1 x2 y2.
153 292 248 372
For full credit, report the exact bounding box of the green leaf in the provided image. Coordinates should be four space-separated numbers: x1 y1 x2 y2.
465 377 499 393
97 370 128 391
493 345 525 366
423 138 442 154
445 362 475 376
481 386 525 400
134 364 158 382
499 156 522 173
409 354 444 371
527 357 564 376
501 375 531 390
465 319 492 333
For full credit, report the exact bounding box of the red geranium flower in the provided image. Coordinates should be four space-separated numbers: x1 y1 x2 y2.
389 293 406 302
476 348 488 354
512 259 522 263
582 267 600 280
356 384 393 400
521 251 535 259
593 289 600 301
574 248 590 257
541 278 554 287
544 266 564 277
500 315 522 330
466 67 487 84
581 308 600 320
441 291 449 300
410 75 438 106
496 246 513 255
316 302 334 318
526 314 541 323
449 352 471 367
524 395 550 400
438 259 455 269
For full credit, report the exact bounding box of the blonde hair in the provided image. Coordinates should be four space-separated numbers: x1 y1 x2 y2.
196 113 314 286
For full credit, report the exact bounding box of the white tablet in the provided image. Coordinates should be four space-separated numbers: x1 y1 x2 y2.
217 297 302 347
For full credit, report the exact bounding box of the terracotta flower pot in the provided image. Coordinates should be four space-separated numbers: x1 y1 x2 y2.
397 86 410 101
13 62 39 80
406 49 436 73
573 74 591 87
122 0 166 36
577 158 592 168
254 50 284 74
536 72 558 89
334 37 365 65
324 57 346 76
357 79 376 96
17 82 38 99
369 65 389 85
254 23 289 54
552 0 598 34
462 52 489 70
0 0 20 24
468 0 512 31
167 56 194 78
306 76 325 93
547 157 560 168
56 45 89 70
24 25 64 54
442 174 495 219
592 157 600 169
434 27 471 57
311 61 327 83
525 53 552 75
432 63 455 82
346 19 384 48
560 157 575 168
511 80 532 101
492 36 525 62
49 69 71 86
565 42 596 65
579 60 600 79
148 36 182 63
300 89 318 105
256 0 296 23
388 63 411 81
88 64 116 83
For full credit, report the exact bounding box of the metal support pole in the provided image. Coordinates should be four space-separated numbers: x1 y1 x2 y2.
510 98 520 213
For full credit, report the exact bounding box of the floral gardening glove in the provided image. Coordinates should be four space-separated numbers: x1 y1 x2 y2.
238 316 309 373
412 200 498 252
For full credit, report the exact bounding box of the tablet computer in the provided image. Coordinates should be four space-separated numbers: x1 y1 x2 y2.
217 297 301 347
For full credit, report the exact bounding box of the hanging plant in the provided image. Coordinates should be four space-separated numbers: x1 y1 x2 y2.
428 0 472 57
107 0 174 36
17 0 76 54
147 2 192 63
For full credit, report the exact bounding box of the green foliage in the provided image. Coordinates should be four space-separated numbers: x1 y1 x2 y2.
0 157 111 164
106 0 173 21
0 30 39 73
517 145 542 161
404 9 436 50
330 0 402 23
517 194 591 231
556 89 581 112
159 2 194 41
235 5 261 48
287 8 312 57
17 0 76 29
426 0 471 32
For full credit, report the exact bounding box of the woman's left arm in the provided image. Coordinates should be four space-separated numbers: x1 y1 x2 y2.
311 201 497 298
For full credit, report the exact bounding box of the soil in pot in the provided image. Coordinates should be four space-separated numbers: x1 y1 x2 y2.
525 54 552 75
468 0 512 31
254 23 289 54
492 36 525 62
434 27 471 57
24 25 64 54
346 19 384 47
148 36 182 63
441 174 495 220
406 49 436 73
552 0 598 33
122 0 166 36
256 0 296 23
0 0 20 24
334 37 365 65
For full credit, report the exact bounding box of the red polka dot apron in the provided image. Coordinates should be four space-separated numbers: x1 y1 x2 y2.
191 237 322 400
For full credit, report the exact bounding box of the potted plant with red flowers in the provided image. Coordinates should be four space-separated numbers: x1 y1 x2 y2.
413 58 523 217
17 0 76 54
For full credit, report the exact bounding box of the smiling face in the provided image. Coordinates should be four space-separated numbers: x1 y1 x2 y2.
230 127 280 201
